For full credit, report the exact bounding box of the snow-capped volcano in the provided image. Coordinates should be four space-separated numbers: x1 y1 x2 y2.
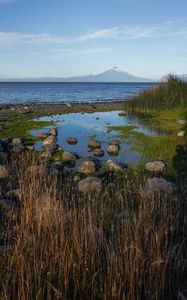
1 67 152 82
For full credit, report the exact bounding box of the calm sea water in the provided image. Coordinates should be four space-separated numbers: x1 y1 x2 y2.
0 82 155 105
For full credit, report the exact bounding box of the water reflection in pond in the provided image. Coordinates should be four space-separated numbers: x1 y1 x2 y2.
30 111 167 165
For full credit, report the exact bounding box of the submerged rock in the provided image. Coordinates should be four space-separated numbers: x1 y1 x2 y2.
145 160 166 173
88 139 101 149
106 159 123 173
78 177 103 195
118 111 127 116
143 178 176 198
107 144 119 155
94 148 104 157
66 137 78 145
76 157 100 174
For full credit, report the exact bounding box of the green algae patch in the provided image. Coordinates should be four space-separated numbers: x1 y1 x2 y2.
109 124 186 175
1 116 54 143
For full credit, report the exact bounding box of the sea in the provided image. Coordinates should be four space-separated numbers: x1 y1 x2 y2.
0 82 156 105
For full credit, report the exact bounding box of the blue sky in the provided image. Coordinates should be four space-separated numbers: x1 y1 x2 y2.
0 0 187 79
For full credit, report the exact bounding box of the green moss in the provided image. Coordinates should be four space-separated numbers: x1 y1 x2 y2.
109 124 186 175
1 116 54 143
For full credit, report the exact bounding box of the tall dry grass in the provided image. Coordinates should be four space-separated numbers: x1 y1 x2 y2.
0 154 186 299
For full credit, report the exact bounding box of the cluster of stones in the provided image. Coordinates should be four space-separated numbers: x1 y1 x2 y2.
0 121 178 201
87 139 120 157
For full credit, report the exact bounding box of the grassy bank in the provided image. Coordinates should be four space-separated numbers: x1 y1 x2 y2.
125 75 187 119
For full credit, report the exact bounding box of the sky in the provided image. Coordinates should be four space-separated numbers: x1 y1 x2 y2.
0 0 187 79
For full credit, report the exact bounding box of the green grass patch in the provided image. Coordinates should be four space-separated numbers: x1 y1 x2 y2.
1 116 54 144
109 124 186 174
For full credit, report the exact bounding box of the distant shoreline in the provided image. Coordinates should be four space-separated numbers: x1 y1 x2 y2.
0 101 125 116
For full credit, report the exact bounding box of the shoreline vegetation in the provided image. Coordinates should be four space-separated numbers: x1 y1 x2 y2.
0 76 187 299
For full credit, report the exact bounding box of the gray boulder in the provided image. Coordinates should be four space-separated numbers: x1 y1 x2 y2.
12 137 23 145
76 157 100 174
78 177 103 195
143 178 176 198
107 144 119 155
106 159 123 172
43 135 56 146
62 151 76 164
145 160 166 173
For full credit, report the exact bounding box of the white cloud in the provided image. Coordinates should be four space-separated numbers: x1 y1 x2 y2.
29 48 112 61
0 18 186 48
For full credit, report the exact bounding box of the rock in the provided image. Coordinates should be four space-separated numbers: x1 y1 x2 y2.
106 159 123 172
107 144 119 155
43 143 58 152
26 165 48 176
88 139 101 149
43 135 56 146
176 119 187 125
36 132 49 139
118 111 127 116
62 151 76 164
76 157 100 174
11 137 25 153
49 128 58 137
177 131 185 137
78 177 103 195
145 160 166 173
94 148 104 157
108 140 121 147
0 165 8 178
143 178 176 198
12 137 23 145
66 137 78 145
25 145 34 151
12 144 25 153
6 189 20 200
73 174 81 182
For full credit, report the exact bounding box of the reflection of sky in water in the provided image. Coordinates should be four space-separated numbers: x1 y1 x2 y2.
30 111 163 165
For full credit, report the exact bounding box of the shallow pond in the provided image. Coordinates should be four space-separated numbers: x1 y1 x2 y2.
30 111 171 166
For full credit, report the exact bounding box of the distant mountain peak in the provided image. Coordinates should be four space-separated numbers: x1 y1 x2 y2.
111 66 120 72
